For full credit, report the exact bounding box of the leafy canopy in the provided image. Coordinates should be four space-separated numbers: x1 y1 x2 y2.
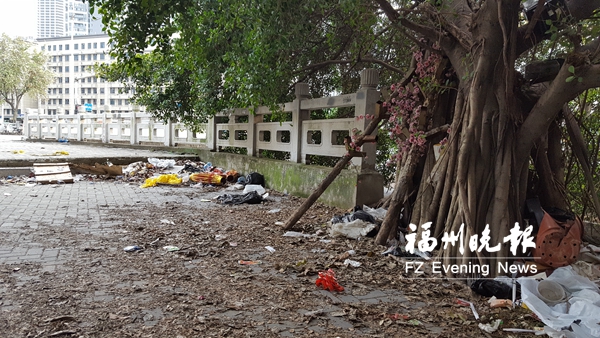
0 34 53 120
87 0 414 127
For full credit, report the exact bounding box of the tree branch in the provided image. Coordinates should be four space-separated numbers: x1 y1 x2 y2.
516 63 600 165
359 56 404 73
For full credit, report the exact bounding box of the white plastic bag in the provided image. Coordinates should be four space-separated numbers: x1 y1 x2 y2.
243 184 266 195
329 219 376 239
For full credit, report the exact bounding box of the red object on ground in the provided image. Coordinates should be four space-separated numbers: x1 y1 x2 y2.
315 269 344 292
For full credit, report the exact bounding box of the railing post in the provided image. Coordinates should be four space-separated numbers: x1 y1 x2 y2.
354 68 383 206
102 112 108 143
56 116 61 140
130 111 137 145
291 83 310 163
208 116 216 151
77 114 83 141
37 115 42 139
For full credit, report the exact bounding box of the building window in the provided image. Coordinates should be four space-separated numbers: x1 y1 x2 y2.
65 55 69 61
52 56 56 62
93 77 97 83
41 46 45 51
110 88 115 94
65 66 69 72
100 42 105 48
65 88 69 94
93 99 97 104
65 99 69 104
81 65 85 72
59 45 62 51
100 99 105 105
74 44 78 50
100 54 105 60
58 99 62 104
100 88 104 94
53 45 56 51
65 44 69 50
81 88 85 94
93 54 97 60
65 77 69 83
88 43 91 49
93 88 97 94
118 99 122 105
87 54 91 61
74 66 78 72
59 56 62 62
81 43 85 49
125 99 130 105
58 88 62 94
88 88 92 94
93 42 97 48
52 88 57 94
65 109 69 114
110 99 115 105
87 77 91 83
74 55 79 61
57 77 62 83
58 66 62 72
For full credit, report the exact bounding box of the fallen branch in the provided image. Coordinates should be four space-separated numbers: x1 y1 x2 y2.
283 115 384 231
48 330 77 337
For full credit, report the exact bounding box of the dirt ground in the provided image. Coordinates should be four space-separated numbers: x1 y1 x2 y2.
0 179 543 337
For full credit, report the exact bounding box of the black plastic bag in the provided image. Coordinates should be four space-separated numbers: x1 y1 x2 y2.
470 279 520 300
216 191 263 205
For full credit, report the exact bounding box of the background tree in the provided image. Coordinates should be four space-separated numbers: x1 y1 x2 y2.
0 34 53 121
87 0 600 272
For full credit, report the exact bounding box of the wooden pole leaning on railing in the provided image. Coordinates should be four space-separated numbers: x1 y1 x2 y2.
283 110 385 231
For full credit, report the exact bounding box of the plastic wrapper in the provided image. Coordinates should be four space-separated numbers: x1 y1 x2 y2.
315 269 344 292
189 172 225 185
141 174 182 188
216 191 262 205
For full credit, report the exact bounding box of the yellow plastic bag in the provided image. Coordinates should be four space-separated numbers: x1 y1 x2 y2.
141 174 183 188
11 150 25 154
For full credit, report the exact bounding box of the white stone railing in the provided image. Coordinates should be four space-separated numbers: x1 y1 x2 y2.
24 69 381 170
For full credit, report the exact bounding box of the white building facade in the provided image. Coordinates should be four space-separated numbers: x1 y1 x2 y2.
37 34 136 116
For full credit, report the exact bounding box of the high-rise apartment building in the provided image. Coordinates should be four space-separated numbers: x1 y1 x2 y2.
37 0 103 39
36 34 136 115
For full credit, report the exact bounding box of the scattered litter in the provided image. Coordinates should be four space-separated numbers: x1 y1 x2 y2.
160 219 175 225
225 183 245 191
11 150 25 154
407 319 422 326
315 269 344 292
216 191 263 205
52 150 69 156
362 205 387 222
229 242 238 247
13 267 20 272
320 239 332 243
536 279 567 305
304 309 325 317
243 184 266 195
519 266 600 336
215 235 227 241
283 231 314 238
33 163 73 184
239 260 262 265
268 208 281 214
124 245 142 252
471 278 516 299
163 246 180 252
489 296 513 309
329 219 376 239
455 298 480 320
502 328 542 333
311 249 326 253
343 259 361 267
141 174 182 188
148 158 175 169
3 192 11 196
331 205 377 225
275 221 285 226
479 319 502 333
190 172 224 185
265 246 276 253
150 238 160 245
388 313 410 320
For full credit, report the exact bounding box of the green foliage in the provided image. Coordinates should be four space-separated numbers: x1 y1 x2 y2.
86 0 413 129
0 34 54 120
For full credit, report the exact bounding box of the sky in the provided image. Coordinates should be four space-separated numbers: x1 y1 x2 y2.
0 0 37 38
